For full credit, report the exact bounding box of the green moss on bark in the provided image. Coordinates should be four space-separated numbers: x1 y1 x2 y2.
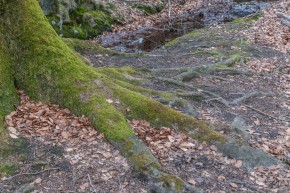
0 0 227 191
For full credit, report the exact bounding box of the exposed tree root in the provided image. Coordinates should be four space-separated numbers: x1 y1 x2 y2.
0 1 281 192
152 57 252 82
157 77 230 106
158 77 275 108
229 91 274 105
245 105 285 121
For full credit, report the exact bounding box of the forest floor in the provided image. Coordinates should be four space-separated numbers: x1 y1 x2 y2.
1 0 290 193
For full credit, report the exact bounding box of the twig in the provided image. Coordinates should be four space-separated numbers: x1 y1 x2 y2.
88 174 97 193
245 105 283 121
168 0 172 25
117 176 123 192
6 167 59 180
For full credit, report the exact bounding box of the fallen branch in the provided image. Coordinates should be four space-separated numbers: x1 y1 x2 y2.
5 167 59 180
245 105 283 121
88 174 98 193
177 91 206 99
172 58 251 81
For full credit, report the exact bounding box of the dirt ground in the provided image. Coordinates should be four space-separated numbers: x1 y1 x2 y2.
1 1 290 193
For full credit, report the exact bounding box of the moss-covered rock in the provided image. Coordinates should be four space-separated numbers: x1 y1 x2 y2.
39 0 121 39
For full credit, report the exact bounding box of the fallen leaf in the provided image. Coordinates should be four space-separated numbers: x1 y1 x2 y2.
218 175 226 181
8 127 17 134
229 183 238 188
80 182 89 190
35 178 42 184
106 99 114 103
188 178 196 185
102 152 113 159
234 160 243 168
254 119 260 125
61 131 69 139
65 148 74 152
9 133 18 139
210 145 217 151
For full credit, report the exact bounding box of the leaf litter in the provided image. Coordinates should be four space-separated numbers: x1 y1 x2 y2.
2 89 289 192
1 91 148 193
130 119 290 192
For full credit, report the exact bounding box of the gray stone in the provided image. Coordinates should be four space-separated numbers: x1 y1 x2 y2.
232 3 260 17
51 20 56 26
13 184 36 193
214 139 280 170
230 116 249 140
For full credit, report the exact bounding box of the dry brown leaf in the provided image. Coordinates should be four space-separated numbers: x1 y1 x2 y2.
80 182 89 190
229 183 238 188
234 160 243 168
102 152 113 159
188 178 196 185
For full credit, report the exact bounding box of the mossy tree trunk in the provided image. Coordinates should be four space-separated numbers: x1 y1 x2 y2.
0 0 279 192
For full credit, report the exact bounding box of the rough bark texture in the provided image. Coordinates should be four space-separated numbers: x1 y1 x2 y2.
0 0 280 192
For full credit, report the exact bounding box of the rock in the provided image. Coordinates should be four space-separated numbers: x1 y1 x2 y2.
51 20 56 26
214 139 280 170
230 117 249 140
39 0 77 21
232 3 260 17
13 184 36 193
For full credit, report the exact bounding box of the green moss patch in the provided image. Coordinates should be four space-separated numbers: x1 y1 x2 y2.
0 164 17 176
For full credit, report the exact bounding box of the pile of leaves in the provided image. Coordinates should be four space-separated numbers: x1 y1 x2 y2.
3 91 147 192
130 119 198 163
5 91 98 145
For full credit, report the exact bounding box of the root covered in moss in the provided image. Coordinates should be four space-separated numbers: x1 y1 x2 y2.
0 0 280 192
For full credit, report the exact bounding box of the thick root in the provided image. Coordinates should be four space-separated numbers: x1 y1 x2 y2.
0 1 220 191
0 1 281 192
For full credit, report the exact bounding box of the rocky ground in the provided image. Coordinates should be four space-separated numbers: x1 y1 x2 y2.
1 0 290 193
